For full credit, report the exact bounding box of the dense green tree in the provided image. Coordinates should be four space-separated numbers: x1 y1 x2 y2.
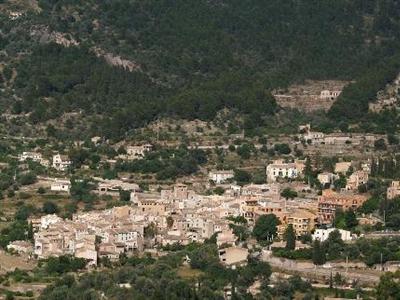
284 224 296 250
253 214 280 242
374 138 387 151
280 188 298 200
42 201 59 214
333 175 347 190
344 209 358 229
234 169 252 186
274 144 291 155
312 240 326 266
324 230 344 260
189 244 219 270
376 271 400 300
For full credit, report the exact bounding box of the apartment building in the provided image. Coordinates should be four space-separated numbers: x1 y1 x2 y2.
318 189 367 224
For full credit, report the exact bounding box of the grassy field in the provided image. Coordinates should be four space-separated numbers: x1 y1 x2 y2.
177 265 204 279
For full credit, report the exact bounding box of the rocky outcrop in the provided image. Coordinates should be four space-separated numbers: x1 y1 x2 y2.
369 73 400 112
30 26 79 47
91 47 140 72
29 27 140 72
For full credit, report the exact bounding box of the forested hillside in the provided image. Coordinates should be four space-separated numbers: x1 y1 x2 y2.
1 0 400 138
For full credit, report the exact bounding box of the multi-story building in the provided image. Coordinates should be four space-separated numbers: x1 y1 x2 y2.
286 209 317 237
318 189 367 224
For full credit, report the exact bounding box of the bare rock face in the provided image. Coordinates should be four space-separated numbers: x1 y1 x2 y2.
92 47 140 72
30 26 79 47
29 27 141 72
272 80 349 112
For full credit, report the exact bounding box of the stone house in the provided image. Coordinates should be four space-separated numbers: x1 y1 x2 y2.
266 160 305 182
208 170 234 184
52 154 72 171
387 181 400 200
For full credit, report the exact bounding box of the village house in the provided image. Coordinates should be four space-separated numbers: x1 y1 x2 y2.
74 235 98 266
320 90 341 100
216 230 237 247
324 134 353 145
159 230 190 246
19 151 42 162
99 243 125 261
302 131 325 144
19 151 49 166
266 160 305 182
298 124 311 133
97 179 140 196
317 172 338 187
345 170 369 191
38 214 63 229
312 228 352 242
373 261 400 272
52 154 72 171
208 170 234 184
387 181 400 200
241 183 280 200
137 199 166 216
226 184 242 197
317 189 368 224
50 179 71 193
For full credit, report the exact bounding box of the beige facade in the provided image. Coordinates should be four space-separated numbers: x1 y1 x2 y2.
345 170 369 190
318 189 367 224
266 160 305 182
387 181 400 200
286 209 317 237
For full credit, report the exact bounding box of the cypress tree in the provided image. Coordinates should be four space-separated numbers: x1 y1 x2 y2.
284 224 296 250
312 240 326 265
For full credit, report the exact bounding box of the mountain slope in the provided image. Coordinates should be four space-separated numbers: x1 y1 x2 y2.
1 0 400 138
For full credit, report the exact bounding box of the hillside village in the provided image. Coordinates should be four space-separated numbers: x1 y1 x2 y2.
1 115 400 299
3 0 400 299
